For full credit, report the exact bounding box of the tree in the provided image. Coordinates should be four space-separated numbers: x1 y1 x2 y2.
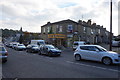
18 34 23 44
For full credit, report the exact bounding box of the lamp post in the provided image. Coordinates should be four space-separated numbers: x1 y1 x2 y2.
109 0 112 51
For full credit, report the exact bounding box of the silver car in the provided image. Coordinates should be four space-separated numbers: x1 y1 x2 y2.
74 45 120 65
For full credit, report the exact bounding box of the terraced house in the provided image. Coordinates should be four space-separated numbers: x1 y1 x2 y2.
41 19 110 48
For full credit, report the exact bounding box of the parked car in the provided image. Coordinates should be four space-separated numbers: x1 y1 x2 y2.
0 46 8 63
39 45 61 56
8 42 18 48
74 45 120 65
73 41 86 51
112 41 120 47
9 43 13 48
5 43 11 47
14 44 26 51
12 43 19 49
0 43 4 46
26 44 40 53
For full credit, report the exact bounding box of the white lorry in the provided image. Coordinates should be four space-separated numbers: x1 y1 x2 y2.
30 40 45 46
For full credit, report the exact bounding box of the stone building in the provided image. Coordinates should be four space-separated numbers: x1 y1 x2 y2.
41 19 110 48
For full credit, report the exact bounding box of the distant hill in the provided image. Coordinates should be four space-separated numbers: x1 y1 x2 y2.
1 29 20 38
1 28 41 44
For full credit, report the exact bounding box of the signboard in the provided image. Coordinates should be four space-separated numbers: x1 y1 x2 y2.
48 34 66 38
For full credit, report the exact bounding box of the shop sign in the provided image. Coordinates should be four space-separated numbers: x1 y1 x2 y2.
48 34 66 38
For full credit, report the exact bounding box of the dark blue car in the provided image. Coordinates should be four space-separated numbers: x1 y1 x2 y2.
0 46 8 63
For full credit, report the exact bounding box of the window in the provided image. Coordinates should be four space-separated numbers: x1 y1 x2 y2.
83 27 86 33
43 28 45 33
87 46 99 51
47 27 50 33
98 29 100 34
80 46 89 50
67 25 73 33
80 46 100 51
91 29 94 34
105 31 108 36
58 26 62 32
59 26 62 32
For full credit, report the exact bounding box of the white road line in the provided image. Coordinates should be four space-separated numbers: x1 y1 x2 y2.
39 55 53 59
44 57 53 60
33 54 37 55
66 61 120 72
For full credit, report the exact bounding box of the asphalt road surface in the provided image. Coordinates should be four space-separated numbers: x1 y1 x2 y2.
2 47 120 78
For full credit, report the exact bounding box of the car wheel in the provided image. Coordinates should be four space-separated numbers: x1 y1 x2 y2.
39 51 41 55
75 54 81 61
26 49 29 52
102 57 112 65
48 52 52 57
2 60 7 63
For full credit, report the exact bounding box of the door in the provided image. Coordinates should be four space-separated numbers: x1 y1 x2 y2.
86 46 102 61
43 46 49 55
80 46 102 61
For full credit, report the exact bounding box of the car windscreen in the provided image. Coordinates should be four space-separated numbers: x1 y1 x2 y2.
96 46 107 52
37 42 45 45
74 43 78 45
47 45 55 49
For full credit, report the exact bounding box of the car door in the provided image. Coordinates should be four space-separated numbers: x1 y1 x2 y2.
39 45 43 54
86 46 102 61
79 46 90 60
44 46 49 55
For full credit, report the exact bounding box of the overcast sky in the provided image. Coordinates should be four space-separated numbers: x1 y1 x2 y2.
0 0 119 35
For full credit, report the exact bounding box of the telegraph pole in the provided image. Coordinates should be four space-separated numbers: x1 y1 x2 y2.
109 0 112 51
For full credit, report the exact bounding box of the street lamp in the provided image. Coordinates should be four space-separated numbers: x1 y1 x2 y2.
109 0 112 51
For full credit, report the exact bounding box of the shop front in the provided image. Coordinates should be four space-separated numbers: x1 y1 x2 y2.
48 34 66 47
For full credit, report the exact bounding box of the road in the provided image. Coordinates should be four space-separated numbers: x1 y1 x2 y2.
2 47 120 78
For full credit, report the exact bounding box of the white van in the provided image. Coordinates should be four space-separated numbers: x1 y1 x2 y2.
30 40 45 46
73 41 85 50
112 41 120 47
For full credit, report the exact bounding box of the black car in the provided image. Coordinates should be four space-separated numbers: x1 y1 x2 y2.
26 44 40 53
0 46 8 63
39 45 61 56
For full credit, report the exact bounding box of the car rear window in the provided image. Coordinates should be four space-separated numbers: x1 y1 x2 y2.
0 47 6 51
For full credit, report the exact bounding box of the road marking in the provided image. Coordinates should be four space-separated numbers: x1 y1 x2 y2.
66 61 120 72
33 54 37 55
39 55 53 59
44 57 53 60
